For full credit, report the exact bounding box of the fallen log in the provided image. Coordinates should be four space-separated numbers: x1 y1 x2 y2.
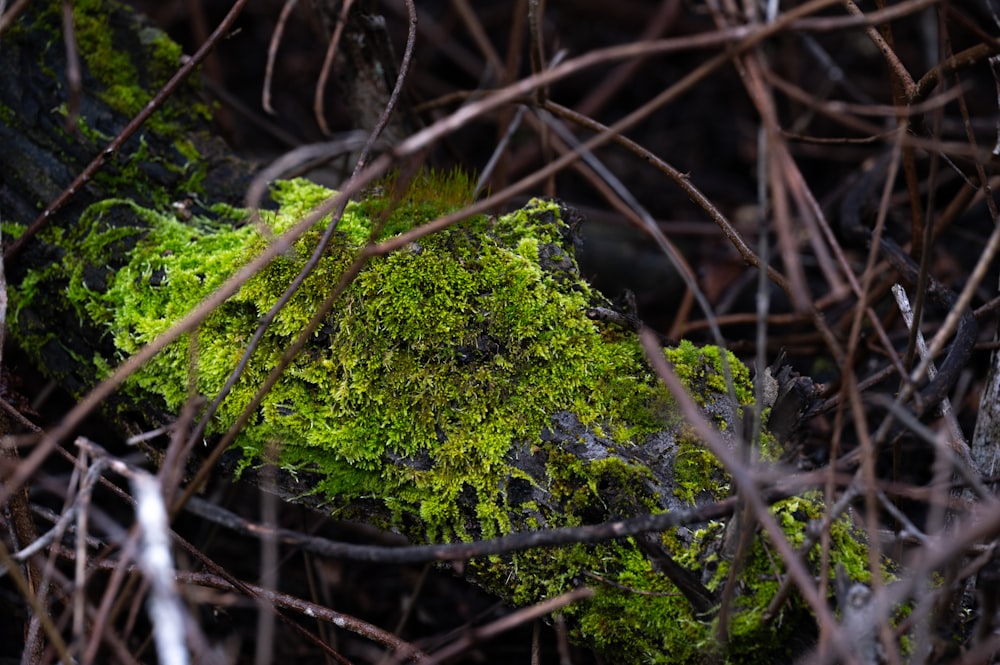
0 2 870 662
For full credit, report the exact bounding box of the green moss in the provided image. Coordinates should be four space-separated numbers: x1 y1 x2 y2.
12 0 216 207
3 5 880 657
351 169 479 241
7 171 876 663
673 425 731 504
665 339 753 406
0 102 17 126
2 222 27 240
68 0 210 131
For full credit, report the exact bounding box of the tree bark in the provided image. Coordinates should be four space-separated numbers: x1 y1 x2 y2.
0 3 858 663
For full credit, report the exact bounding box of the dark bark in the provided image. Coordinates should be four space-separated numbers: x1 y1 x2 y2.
0 1 256 398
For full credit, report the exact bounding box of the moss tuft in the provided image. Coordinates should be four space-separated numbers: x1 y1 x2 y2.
68 0 210 130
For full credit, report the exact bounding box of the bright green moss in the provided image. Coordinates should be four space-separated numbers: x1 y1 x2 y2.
2 5 881 658
673 425 731 504
6 171 875 663
2 221 26 240
666 339 753 406
351 169 478 240
27 179 666 538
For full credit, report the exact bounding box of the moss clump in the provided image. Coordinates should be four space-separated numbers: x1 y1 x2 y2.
7 171 874 663
666 340 753 406
68 0 210 131
4 0 221 213
63 179 669 538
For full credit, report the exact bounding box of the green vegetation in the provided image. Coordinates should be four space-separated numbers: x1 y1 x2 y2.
7 169 873 662
68 0 209 130
0 0 218 217
0 1 886 661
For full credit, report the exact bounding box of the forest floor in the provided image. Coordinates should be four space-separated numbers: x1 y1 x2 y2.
4 0 1000 662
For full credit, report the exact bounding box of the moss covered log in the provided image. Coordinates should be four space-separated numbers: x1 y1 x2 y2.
0 1 876 662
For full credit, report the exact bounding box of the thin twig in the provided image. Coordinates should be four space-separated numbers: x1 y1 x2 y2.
262 0 299 115
314 0 354 136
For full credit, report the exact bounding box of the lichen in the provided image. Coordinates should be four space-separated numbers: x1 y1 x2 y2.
7 171 874 663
